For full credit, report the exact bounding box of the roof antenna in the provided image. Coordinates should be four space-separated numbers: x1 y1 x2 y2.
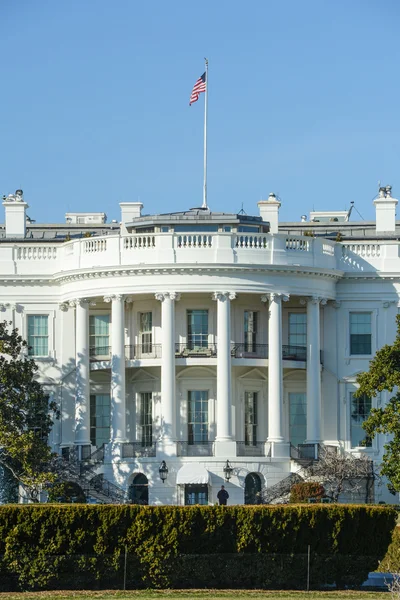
238 202 247 215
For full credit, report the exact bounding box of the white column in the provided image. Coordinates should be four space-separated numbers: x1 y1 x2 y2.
74 298 90 445
108 294 127 442
265 293 287 443
306 297 324 443
155 292 179 443
214 292 236 441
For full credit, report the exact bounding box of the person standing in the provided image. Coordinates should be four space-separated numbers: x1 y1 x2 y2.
217 485 229 506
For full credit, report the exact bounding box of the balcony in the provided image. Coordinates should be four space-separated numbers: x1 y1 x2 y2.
121 442 157 458
175 343 217 358
236 441 267 457
177 441 214 456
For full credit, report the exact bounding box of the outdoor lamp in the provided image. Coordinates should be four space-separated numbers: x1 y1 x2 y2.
159 460 168 483
223 460 233 482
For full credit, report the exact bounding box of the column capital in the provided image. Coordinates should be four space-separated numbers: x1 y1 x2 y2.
69 298 89 307
261 293 289 303
59 303 69 312
155 292 181 302
212 291 237 302
104 294 124 303
300 296 327 306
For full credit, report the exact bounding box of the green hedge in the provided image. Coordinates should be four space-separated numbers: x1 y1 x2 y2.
0 504 395 590
378 525 400 572
290 482 325 503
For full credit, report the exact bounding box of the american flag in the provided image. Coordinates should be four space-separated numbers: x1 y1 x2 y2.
189 72 206 106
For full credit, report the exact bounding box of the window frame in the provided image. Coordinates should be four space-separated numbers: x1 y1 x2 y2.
349 391 372 449
23 310 55 359
90 393 111 447
288 312 307 347
244 391 258 446
139 392 153 447
187 309 209 349
349 312 372 356
187 390 209 444
138 311 153 353
89 312 111 358
244 310 258 352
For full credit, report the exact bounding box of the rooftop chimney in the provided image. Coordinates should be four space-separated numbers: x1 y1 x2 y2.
374 185 397 233
258 193 281 234
2 190 29 238
120 202 143 224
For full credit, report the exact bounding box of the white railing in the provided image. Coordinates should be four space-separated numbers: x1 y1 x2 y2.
235 234 269 249
285 237 311 252
322 242 335 256
342 243 381 258
83 239 107 253
16 246 58 260
176 234 212 248
123 235 156 250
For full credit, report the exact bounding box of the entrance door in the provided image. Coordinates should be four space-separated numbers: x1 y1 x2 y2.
244 473 262 504
129 473 149 505
289 392 307 446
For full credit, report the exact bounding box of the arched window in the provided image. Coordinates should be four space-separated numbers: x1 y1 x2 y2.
128 473 149 505
244 472 262 504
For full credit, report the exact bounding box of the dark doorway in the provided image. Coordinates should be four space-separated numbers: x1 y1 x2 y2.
244 472 262 504
129 473 149 505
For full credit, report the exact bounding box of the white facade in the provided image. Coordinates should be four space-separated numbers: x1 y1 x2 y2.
1 188 399 505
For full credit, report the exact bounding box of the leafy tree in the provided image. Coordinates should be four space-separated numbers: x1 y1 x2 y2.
0 321 58 501
356 314 400 494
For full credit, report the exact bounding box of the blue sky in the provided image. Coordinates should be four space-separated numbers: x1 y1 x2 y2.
1 0 399 224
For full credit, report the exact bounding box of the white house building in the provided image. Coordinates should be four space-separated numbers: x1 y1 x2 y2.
1 186 398 505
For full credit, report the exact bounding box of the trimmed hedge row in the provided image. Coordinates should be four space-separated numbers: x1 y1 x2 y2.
0 504 395 590
378 525 400 572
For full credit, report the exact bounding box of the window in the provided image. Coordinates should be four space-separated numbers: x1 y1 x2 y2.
27 315 49 356
90 394 110 447
289 392 307 446
245 391 257 445
89 314 110 356
244 311 258 351
288 313 307 347
188 390 208 444
185 484 208 505
139 312 152 353
187 310 208 348
140 392 152 446
350 392 372 448
350 313 372 355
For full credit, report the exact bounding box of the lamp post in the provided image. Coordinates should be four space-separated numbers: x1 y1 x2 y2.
159 460 168 483
223 460 233 482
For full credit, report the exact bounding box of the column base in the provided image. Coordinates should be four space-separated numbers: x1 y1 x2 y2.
214 440 236 457
268 441 290 459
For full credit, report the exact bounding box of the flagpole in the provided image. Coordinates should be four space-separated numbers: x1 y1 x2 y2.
202 58 208 209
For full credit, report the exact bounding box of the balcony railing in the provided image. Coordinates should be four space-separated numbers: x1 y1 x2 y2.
231 343 268 358
89 343 308 362
282 344 307 362
177 441 214 456
121 442 157 458
236 441 266 456
175 343 217 358
231 343 307 362
125 344 162 359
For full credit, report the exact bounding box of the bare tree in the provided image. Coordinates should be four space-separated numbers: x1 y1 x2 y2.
303 446 378 503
